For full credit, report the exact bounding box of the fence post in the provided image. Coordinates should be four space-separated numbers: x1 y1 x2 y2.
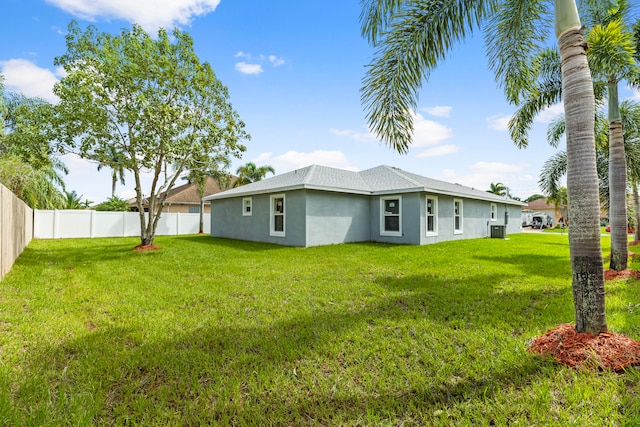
89 210 95 238
53 209 59 239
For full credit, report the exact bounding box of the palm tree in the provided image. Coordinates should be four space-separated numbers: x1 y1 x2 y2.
547 187 568 226
510 2 638 271
180 153 232 234
93 146 126 198
64 190 85 209
233 162 275 187
361 0 605 333
540 100 640 232
487 182 507 196
0 155 67 209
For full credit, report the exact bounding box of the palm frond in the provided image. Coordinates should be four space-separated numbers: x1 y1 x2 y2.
538 150 567 197
361 0 491 152
485 0 552 104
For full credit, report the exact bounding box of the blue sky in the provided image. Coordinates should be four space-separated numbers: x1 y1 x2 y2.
2 0 637 204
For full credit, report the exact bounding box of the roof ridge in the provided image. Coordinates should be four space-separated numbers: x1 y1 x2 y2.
381 165 423 188
303 164 318 185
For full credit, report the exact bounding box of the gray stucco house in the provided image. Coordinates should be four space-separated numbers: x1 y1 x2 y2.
204 165 524 247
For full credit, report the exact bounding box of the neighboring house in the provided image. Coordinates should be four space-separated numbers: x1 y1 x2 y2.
129 176 236 213
204 165 524 247
522 198 563 225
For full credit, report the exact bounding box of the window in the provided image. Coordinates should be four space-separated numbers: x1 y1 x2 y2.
270 194 285 237
242 197 252 216
426 196 438 236
454 199 463 234
188 206 200 214
380 196 402 236
490 203 497 222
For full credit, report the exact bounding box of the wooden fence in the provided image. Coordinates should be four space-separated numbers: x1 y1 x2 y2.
0 184 33 280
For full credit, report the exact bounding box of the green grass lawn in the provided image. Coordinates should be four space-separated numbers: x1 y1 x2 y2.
1 233 640 425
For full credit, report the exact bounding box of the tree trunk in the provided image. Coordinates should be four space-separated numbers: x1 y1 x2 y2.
558 27 607 334
634 182 640 242
608 112 628 271
199 199 205 234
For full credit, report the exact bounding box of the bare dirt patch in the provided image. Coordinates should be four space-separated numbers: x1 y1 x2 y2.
529 323 640 371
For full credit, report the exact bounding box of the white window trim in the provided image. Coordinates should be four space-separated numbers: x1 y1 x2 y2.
270 194 285 237
426 195 438 236
454 198 463 234
242 197 253 216
380 195 402 237
490 203 497 222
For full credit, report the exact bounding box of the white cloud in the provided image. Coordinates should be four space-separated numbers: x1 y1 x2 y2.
233 52 286 74
330 112 451 147
235 62 263 75
329 128 354 137
0 59 59 103
421 105 452 118
329 127 378 143
410 111 453 147
469 161 528 174
253 150 357 173
440 161 532 194
44 0 221 31
486 113 511 131
416 144 461 158
535 103 564 124
269 55 285 67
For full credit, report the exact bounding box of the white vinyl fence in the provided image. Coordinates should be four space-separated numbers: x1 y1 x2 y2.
34 210 210 239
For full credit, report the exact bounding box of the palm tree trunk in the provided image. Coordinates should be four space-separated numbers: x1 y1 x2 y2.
634 182 640 242
608 84 628 271
609 121 629 271
199 199 205 234
558 26 607 334
111 172 117 198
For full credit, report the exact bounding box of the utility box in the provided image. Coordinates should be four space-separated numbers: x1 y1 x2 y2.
490 225 506 239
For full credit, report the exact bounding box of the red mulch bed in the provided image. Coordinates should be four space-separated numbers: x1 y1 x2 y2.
134 244 161 252
604 269 640 280
529 324 640 371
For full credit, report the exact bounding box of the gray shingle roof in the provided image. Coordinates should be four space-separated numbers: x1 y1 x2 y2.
203 164 525 206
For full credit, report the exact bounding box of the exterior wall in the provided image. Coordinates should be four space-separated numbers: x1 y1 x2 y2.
419 195 521 244
370 193 422 244
368 192 522 246
210 190 306 246
211 189 523 247
162 203 211 214
305 190 370 246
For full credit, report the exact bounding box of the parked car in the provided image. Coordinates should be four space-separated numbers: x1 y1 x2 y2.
531 214 553 229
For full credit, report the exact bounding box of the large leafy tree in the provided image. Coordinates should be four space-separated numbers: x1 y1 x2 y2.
233 161 275 187
52 21 248 247
361 0 606 333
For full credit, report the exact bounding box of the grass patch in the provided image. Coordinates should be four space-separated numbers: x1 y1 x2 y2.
1 233 640 425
